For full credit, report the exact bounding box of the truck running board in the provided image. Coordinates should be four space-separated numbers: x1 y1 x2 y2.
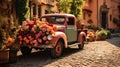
68 43 80 48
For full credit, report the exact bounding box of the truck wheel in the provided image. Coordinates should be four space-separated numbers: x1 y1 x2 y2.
78 37 85 50
20 46 32 55
51 40 63 58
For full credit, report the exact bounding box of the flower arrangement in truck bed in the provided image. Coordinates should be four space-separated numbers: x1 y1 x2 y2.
17 19 57 47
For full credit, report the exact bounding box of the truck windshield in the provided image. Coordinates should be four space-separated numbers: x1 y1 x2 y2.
41 16 65 25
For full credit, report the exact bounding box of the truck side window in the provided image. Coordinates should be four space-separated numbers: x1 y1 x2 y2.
67 17 74 25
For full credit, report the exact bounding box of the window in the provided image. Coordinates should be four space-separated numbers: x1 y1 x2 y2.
67 17 75 25
41 16 65 25
45 10 48 14
33 4 36 16
38 5 41 17
83 13 86 20
110 15 112 21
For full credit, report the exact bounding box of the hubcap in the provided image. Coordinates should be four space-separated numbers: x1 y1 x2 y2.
55 42 62 55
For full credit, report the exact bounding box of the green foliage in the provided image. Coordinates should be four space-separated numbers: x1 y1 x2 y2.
106 30 111 38
98 29 107 36
70 0 84 17
96 29 111 40
58 0 72 13
58 0 84 17
87 19 93 24
15 0 30 25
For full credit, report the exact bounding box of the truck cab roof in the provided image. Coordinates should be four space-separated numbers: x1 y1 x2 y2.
42 13 76 18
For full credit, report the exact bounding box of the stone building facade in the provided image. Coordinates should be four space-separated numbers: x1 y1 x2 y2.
0 0 59 39
0 0 17 36
82 0 120 30
30 0 59 18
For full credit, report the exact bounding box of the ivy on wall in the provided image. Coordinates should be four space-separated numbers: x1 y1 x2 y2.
15 0 30 25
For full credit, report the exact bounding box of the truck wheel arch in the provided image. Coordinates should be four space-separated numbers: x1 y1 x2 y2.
78 31 86 43
51 32 67 48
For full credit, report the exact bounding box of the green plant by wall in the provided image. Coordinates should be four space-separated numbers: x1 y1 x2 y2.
95 29 111 40
15 0 30 25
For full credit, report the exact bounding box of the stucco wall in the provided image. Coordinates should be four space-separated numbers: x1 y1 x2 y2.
82 0 119 29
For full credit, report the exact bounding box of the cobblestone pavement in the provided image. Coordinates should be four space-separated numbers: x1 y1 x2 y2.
1 37 120 67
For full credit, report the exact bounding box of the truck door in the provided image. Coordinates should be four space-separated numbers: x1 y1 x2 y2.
65 17 77 43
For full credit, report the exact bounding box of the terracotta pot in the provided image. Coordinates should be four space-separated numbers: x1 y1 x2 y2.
0 49 9 64
87 37 95 42
100 35 107 40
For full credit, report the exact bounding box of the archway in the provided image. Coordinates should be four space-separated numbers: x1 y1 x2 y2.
100 2 109 29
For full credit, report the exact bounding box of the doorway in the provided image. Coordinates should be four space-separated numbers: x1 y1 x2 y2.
101 12 107 29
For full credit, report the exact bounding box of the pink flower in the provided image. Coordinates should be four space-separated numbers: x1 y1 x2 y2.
43 36 47 41
38 39 42 43
31 28 36 33
45 41 50 44
34 43 38 47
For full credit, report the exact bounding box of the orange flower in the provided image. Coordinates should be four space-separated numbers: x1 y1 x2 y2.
47 26 52 32
23 37 27 41
53 25 57 31
25 39 29 44
8 37 15 43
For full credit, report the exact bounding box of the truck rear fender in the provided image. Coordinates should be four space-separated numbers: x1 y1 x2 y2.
78 32 86 43
51 32 68 48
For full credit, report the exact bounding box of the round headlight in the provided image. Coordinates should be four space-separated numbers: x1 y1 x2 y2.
47 35 53 40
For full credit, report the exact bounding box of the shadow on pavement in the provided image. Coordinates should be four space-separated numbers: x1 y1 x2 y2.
0 47 83 67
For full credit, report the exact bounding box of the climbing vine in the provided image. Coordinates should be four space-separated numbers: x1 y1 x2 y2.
15 0 30 25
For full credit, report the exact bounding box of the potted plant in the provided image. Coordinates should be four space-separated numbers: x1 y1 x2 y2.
7 37 18 63
86 30 96 42
96 29 108 40
0 30 18 63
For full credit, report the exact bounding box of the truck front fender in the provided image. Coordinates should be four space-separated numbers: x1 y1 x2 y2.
50 32 67 48
78 32 86 43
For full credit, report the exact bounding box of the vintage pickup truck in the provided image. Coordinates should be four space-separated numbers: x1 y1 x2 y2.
20 14 86 58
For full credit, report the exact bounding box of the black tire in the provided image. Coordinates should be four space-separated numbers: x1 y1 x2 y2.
78 37 85 50
20 46 32 55
51 40 63 58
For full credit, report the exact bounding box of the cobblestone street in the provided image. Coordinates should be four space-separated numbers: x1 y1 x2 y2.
1 36 120 67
